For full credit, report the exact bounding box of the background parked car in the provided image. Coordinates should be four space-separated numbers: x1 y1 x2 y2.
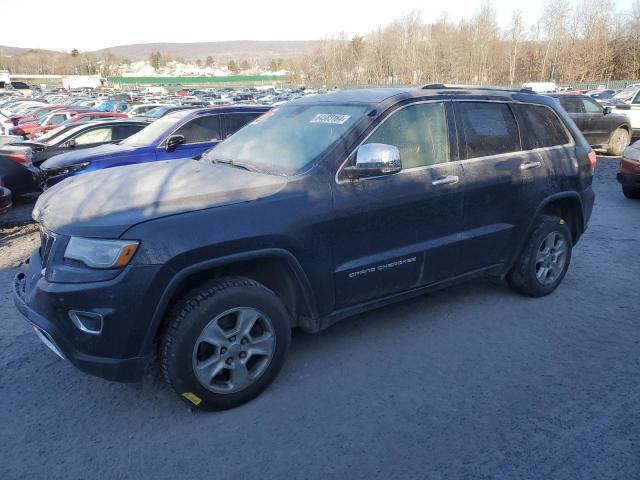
617 139 640 198
0 119 149 193
40 106 269 188
0 175 11 215
548 94 631 155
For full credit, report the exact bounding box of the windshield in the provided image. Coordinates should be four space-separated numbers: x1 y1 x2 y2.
143 106 170 118
120 115 181 146
204 104 369 175
613 88 636 102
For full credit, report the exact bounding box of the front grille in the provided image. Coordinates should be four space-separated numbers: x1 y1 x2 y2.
39 227 57 267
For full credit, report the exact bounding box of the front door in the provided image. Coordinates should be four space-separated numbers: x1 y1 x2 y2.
156 114 222 161
331 101 465 309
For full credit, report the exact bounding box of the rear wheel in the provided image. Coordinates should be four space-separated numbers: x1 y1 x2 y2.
507 215 572 297
622 186 640 199
160 277 291 410
606 128 629 156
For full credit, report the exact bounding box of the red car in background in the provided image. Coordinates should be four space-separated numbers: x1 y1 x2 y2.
14 105 65 126
9 109 91 138
28 112 128 138
617 140 640 199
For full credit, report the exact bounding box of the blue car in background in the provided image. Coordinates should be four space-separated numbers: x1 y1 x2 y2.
40 106 270 188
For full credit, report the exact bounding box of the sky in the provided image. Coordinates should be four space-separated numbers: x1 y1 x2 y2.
0 0 634 51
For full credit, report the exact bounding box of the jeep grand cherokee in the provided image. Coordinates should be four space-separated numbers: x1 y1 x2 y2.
13 85 596 410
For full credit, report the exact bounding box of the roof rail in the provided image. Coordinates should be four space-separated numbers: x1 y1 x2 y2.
420 83 537 94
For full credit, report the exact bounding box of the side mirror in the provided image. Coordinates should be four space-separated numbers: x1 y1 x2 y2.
344 143 402 180
165 134 185 152
65 139 76 148
603 106 612 115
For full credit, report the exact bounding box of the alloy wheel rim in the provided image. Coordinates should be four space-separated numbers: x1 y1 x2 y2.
192 307 276 394
535 231 567 285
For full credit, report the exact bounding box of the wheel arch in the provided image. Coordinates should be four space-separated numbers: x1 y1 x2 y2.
505 192 585 277
142 249 320 356
537 193 585 244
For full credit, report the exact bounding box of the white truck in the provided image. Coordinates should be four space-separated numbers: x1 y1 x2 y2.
522 82 559 93
607 86 640 138
61 75 108 90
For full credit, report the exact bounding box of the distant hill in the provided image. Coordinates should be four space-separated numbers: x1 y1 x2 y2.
93 41 319 61
0 46 59 56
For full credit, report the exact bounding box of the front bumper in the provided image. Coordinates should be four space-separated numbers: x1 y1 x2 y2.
616 171 640 189
12 250 164 382
617 158 640 187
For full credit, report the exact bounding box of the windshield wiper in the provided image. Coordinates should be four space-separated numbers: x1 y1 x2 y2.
212 157 254 172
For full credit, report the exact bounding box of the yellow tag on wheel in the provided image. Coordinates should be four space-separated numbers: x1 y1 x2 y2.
181 392 202 405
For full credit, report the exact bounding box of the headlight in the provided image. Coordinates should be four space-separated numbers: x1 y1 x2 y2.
64 237 139 269
623 145 640 162
46 162 89 177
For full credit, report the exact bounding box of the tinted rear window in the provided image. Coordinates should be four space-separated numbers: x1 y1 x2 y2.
515 105 571 149
455 102 520 159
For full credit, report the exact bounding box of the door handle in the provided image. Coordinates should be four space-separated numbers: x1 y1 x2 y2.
520 161 542 170
432 175 459 186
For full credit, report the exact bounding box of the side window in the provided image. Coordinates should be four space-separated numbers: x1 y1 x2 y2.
173 115 222 143
112 124 144 141
455 102 520 159
582 97 602 113
515 105 571 150
633 92 640 105
49 114 67 125
559 97 584 114
223 113 262 138
74 127 113 145
364 102 449 169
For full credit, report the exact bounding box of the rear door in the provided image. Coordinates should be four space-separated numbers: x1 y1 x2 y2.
558 96 597 144
331 101 465 308
453 101 534 273
511 102 574 212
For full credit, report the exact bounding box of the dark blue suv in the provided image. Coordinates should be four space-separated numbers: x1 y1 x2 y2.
39 105 270 188
14 86 595 410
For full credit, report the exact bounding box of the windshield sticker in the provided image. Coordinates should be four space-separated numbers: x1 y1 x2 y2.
310 113 351 125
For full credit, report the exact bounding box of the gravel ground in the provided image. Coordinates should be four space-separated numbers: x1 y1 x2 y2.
0 158 638 480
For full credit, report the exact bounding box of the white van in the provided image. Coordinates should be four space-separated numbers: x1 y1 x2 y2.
522 82 559 93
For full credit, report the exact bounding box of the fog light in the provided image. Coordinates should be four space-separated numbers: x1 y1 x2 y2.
69 310 103 335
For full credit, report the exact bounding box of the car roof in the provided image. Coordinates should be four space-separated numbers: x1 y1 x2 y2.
292 85 547 108
162 105 271 120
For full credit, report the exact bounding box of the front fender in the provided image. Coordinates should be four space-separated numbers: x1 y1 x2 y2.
138 248 319 358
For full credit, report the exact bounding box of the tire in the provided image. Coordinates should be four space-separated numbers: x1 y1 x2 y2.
622 186 640 199
160 277 291 410
507 215 572 297
606 128 629 156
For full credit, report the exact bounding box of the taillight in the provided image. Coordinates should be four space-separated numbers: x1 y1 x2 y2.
587 150 597 171
8 152 32 166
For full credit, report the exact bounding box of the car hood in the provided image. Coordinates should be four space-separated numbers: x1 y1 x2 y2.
40 142 145 169
34 158 288 238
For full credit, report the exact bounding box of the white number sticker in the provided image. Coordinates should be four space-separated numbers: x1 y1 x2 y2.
309 114 351 125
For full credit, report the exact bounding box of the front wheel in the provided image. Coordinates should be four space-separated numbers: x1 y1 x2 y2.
160 277 291 410
507 215 572 297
